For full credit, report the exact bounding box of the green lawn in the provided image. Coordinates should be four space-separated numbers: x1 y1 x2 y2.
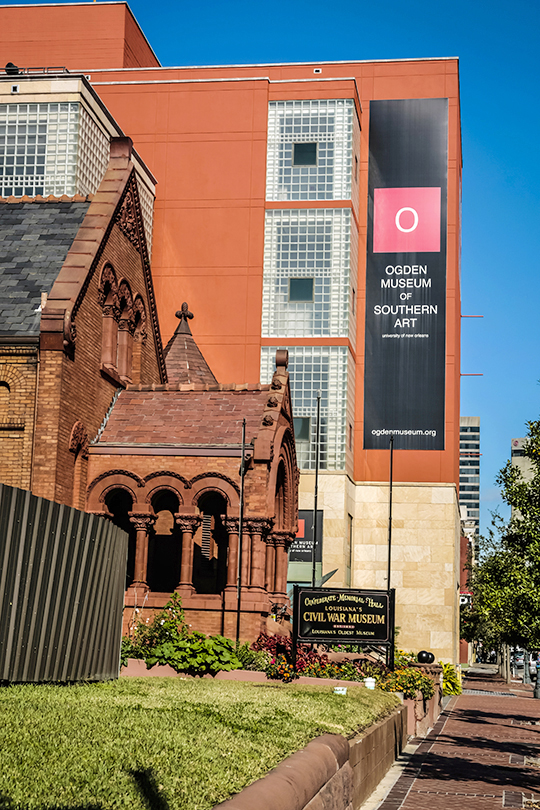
0 677 398 810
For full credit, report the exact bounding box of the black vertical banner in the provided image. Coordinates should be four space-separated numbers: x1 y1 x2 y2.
364 99 448 450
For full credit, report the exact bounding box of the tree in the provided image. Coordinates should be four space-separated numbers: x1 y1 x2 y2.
463 419 540 696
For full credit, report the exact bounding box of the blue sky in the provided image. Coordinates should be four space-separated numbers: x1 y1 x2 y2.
4 0 540 533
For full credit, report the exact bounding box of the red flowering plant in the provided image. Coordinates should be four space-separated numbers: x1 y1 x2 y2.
265 655 296 683
251 633 389 683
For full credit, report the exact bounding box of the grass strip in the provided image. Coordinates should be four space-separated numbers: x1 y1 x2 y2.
0 678 398 810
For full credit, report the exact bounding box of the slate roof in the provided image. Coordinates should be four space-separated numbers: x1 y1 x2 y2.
0 200 91 335
164 303 218 385
97 386 270 447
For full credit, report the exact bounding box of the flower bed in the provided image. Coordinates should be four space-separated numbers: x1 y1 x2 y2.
121 593 446 726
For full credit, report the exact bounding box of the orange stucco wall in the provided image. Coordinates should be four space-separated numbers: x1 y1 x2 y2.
0 2 159 70
0 4 462 490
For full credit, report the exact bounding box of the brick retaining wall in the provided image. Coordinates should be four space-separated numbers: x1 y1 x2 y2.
213 706 407 810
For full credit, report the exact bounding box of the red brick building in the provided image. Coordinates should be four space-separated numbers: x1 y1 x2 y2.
87 321 298 637
0 129 164 503
0 74 298 640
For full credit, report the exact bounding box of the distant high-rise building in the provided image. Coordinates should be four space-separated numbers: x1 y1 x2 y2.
511 437 533 479
459 417 480 538
511 438 533 519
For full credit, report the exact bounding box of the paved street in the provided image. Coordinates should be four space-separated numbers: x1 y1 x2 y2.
370 666 540 810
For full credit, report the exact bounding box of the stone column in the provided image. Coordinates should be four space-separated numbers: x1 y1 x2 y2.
117 318 134 382
101 305 118 368
273 532 293 599
129 513 156 589
246 519 271 591
174 515 201 591
265 538 276 594
223 517 239 589
240 525 251 587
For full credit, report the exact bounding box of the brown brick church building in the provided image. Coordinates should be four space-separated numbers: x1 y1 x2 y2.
0 75 298 639
88 318 298 638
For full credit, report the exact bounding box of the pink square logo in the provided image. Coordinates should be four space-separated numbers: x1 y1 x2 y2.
373 187 441 253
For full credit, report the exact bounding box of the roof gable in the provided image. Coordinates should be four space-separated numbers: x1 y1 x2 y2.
39 137 166 381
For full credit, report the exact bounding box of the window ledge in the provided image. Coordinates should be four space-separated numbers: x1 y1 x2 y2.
100 364 126 388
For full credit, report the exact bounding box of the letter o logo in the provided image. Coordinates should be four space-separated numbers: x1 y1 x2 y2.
395 207 419 233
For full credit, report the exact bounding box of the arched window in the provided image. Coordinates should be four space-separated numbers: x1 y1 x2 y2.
193 492 228 594
147 490 182 593
131 296 147 384
0 381 10 413
274 461 286 531
98 263 119 371
117 280 134 382
105 488 136 589
68 421 89 510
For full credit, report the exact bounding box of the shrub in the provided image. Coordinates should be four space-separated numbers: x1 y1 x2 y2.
357 658 389 681
129 591 189 655
395 648 417 668
440 662 462 695
120 636 136 669
236 643 271 672
122 593 241 676
146 633 241 676
379 666 435 700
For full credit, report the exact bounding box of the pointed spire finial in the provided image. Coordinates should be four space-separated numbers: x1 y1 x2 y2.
176 302 193 322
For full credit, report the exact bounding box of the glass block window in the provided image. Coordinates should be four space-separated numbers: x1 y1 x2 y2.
0 102 109 199
262 208 350 338
266 99 354 201
261 345 349 471
77 105 109 196
136 175 155 259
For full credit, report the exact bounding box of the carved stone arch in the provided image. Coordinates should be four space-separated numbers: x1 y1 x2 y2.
98 482 137 512
189 477 240 510
0 366 25 389
132 295 147 344
143 470 191 489
117 279 134 327
145 484 184 507
0 367 24 418
189 474 240 510
68 420 89 460
267 425 298 534
191 486 230 508
0 380 9 413
115 279 135 381
98 262 119 310
68 420 90 509
189 471 240 496
86 469 145 512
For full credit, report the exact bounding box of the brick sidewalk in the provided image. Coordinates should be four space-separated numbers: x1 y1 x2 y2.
376 673 540 810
